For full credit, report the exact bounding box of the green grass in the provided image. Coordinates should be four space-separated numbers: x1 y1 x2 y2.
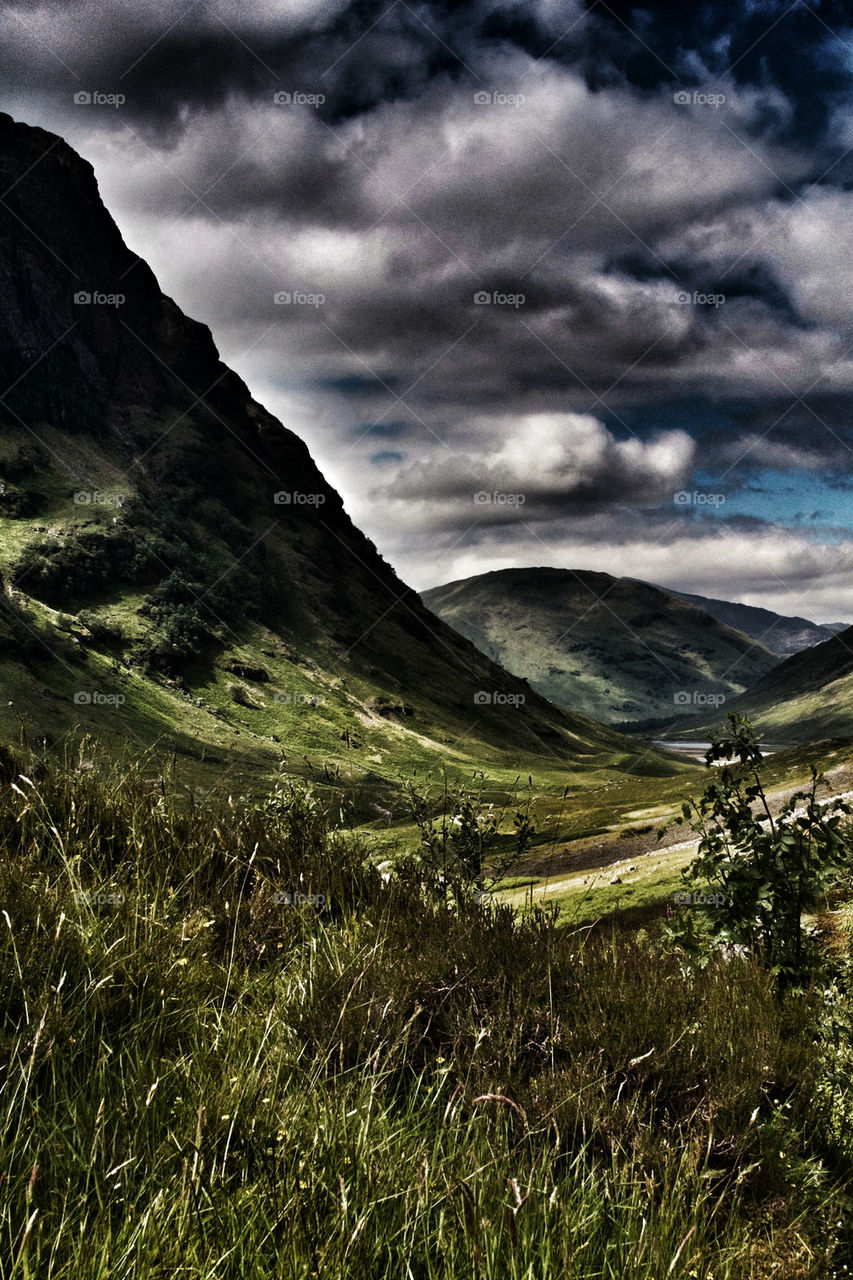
0 740 852 1278
490 737 853 928
498 845 696 927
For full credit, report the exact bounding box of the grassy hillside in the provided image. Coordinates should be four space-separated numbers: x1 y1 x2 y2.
0 112 649 798
1 741 852 1278
715 626 853 742
422 568 777 725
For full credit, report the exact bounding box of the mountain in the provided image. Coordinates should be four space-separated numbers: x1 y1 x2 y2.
713 624 853 742
667 589 845 658
0 113 649 794
421 568 779 724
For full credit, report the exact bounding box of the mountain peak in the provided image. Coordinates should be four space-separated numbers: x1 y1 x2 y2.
0 115 635 777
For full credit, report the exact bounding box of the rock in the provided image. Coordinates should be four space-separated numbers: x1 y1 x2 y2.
226 662 269 682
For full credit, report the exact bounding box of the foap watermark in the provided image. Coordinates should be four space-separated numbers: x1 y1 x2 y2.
273 290 325 307
273 691 326 706
73 290 125 307
273 90 325 107
673 690 726 709
73 90 125 108
673 890 729 907
474 290 525 307
74 889 125 906
74 691 126 707
473 90 525 107
73 490 125 508
675 290 725 307
474 490 525 507
673 89 726 108
274 491 326 506
474 690 525 707
273 891 326 906
674 490 726 507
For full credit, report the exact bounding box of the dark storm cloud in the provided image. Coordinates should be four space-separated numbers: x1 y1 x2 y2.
2 0 853 611
0 0 464 139
4 0 849 156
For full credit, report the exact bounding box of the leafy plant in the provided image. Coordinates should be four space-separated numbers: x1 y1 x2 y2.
670 714 853 984
404 770 536 904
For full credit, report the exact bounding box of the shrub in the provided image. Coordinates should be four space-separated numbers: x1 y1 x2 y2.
668 715 853 984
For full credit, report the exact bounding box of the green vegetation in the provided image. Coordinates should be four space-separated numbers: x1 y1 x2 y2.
0 419 654 803
667 716 853 983
404 771 537 902
1 740 853 1277
713 626 853 743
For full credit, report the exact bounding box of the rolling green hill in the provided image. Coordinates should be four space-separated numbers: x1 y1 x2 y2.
0 113 652 801
422 568 779 725
715 624 853 741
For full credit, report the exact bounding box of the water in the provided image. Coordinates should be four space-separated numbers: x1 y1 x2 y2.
653 739 712 755
653 740 779 760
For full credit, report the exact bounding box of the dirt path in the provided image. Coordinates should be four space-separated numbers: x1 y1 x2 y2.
514 759 853 886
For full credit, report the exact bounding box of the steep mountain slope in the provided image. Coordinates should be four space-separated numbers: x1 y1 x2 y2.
715 625 853 741
422 568 778 724
0 113 644 793
668 588 845 658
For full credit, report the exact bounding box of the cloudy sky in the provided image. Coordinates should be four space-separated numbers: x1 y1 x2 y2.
3 0 853 620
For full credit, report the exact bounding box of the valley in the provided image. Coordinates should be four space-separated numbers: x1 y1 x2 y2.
2 106 853 1280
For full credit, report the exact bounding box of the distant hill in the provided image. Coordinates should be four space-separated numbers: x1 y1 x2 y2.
422 568 778 724
667 588 846 658
715 625 853 741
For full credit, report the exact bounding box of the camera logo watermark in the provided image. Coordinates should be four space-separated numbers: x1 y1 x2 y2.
474 491 525 506
673 690 726 708
74 691 126 706
473 290 525 307
273 691 326 706
73 291 125 307
273 91 325 107
73 491 124 507
473 90 525 107
274 891 326 906
274 491 326 506
273 290 325 307
675 290 725 307
474 690 525 707
74 890 125 906
673 90 726 109
73 91 125 108
673 491 725 506
673 890 728 907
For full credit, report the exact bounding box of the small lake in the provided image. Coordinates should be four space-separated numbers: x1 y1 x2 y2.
653 740 780 760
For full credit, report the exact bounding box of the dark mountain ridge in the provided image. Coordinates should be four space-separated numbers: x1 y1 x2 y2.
0 112 636 776
666 587 845 658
